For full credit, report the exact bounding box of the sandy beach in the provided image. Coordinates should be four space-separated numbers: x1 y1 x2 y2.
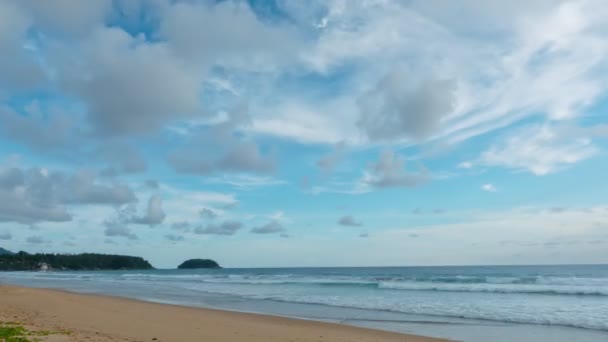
0 285 445 342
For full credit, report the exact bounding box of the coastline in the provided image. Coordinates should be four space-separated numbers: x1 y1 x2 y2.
0 284 446 342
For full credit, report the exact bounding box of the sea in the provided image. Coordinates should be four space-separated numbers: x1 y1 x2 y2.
1 265 608 342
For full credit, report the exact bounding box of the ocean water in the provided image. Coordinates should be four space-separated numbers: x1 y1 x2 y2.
2 265 608 341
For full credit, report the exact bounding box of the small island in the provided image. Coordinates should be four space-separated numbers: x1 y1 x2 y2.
0 250 153 271
177 259 221 269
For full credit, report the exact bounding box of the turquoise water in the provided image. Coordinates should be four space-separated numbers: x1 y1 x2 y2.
2 265 608 341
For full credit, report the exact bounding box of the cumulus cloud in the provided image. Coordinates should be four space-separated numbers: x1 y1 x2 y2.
0 166 138 224
250 221 286 234
159 0 298 68
0 1 45 94
168 106 275 176
62 171 137 205
0 167 24 189
194 221 242 236
0 193 71 224
2 0 299 139
19 0 111 37
338 215 363 227
131 195 166 226
358 71 456 142
169 141 275 175
362 151 428 188
199 208 217 219
0 167 71 223
99 142 147 175
219 142 276 173
59 27 201 136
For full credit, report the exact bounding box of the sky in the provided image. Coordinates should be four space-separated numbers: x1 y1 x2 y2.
0 0 607 268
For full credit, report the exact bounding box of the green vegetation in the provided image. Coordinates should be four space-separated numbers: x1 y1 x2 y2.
0 322 28 342
0 251 153 271
0 247 12 255
177 259 221 269
0 321 70 342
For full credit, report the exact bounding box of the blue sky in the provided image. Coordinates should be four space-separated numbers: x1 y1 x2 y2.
1 0 607 268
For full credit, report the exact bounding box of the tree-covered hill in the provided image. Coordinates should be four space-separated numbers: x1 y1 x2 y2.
0 251 153 271
0 247 13 255
177 259 221 269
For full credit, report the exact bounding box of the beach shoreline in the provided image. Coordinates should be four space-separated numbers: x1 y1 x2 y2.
0 284 446 342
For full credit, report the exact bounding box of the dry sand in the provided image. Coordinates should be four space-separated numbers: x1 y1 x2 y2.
0 285 446 342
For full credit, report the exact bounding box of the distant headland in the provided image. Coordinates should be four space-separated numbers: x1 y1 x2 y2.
0 248 153 271
177 259 221 269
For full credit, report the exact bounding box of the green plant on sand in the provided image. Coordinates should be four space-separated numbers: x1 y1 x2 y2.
0 321 71 342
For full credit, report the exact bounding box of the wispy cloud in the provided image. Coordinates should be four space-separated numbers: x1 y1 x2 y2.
205 174 287 189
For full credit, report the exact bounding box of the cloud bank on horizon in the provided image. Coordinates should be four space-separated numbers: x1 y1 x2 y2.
0 0 607 267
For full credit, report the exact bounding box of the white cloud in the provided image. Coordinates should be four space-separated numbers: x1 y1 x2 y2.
0 1 45 94
249 100 362 145
160 0 299 70
60 27 201 136
362 150 428 188
439 1 608 145
252 0 608 154
268 211 285 222
159 185 239 225
482 184 497 192
168 106 276 175
0 166 140 224
20 0 111 37
481 124 598 175
205 174 287 189
357 70 456 142
131 195 166 226
458 161 473 169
